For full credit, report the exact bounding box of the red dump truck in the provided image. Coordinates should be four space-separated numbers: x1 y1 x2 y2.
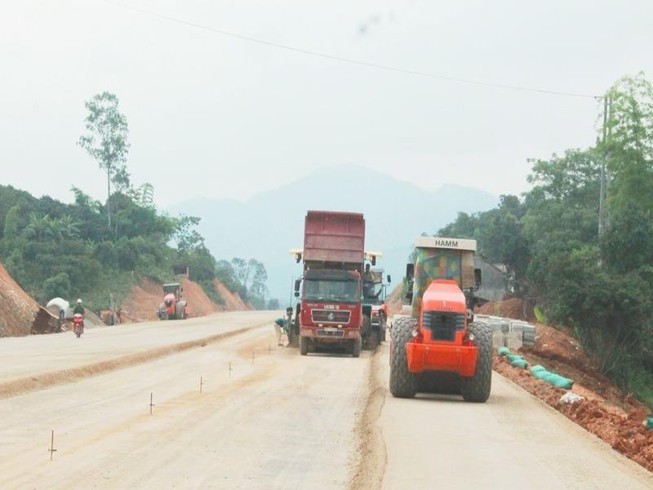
291 210 367 357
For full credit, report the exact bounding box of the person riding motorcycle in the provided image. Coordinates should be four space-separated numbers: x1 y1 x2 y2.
73 299 85 315
72 299 85 337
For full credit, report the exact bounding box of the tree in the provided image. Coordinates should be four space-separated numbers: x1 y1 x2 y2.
172 215 204 253
78 92 131 229
247 258 269 308
601 202 653 273
601 73 653 213
128 183 155 209
42 272 71 300
24 212 53 241
228 257 269 308
437 211 480 239
2 204 23 252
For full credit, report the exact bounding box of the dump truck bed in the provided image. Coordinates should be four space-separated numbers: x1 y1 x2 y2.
303 211 365 266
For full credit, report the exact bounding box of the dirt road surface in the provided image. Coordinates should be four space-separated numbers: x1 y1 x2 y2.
1 312 651 489
371 345 652 489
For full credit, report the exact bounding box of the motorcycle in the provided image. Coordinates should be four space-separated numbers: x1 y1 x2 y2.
72 313 85 338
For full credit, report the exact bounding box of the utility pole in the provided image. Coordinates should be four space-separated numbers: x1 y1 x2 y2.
598 96 610 237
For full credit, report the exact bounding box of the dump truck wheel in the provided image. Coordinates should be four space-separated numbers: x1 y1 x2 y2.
368 330 379 352
461 322 493 403
361 315 373 350
288 329 296 347
352 337 362 358
300 336 309 356
389 316 417 398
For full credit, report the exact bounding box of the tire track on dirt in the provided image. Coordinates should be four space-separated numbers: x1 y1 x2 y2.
349 348 388 490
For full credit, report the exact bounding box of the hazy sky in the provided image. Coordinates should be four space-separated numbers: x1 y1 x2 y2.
3 1 653 207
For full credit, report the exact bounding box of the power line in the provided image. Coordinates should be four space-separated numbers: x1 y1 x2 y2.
100 0 600 99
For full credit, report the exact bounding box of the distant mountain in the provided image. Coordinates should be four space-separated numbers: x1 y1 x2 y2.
168 164 498 305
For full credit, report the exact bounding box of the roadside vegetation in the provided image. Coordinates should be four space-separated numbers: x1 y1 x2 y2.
0 92 269 312
438 73 653 407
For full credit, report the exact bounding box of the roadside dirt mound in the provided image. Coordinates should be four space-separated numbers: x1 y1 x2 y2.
119 277 250 323
181 279 219 317
386 284 404 316
476 297 531 321
213 280 249 310
119 277 163 322
490 299 653 473
0 263 57 337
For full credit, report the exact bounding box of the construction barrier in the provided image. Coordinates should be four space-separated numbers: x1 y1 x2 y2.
476 315 536 349
531 365 574 389
496 346 529 369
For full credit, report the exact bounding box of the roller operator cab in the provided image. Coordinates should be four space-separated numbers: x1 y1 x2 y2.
389 237 492 402
157 282 188 320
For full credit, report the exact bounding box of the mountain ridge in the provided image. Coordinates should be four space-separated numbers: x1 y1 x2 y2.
168 164 499 303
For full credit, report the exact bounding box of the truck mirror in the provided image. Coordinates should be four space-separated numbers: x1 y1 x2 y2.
405 263 414 282
294 291 300 298
294 279 301 292
387 275 391 283
474 268 482 289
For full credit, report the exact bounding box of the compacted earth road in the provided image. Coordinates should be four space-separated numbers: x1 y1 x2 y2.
0 311 650 489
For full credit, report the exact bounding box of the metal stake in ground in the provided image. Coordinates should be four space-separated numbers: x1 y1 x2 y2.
200 376 203 394
149 392 155 415
49 429 57 461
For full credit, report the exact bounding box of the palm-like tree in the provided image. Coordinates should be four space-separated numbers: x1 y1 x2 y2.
24 213 81 242
59 215 81 239
24 213 53 241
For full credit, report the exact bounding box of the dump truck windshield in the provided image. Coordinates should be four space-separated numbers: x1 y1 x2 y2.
304 278 359 303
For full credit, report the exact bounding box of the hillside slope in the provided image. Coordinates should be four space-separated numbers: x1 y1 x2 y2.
0 263 56 337
0 263 251 336
119 277 250 323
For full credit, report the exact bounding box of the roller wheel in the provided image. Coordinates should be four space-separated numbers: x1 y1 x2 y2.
461 322 493 403
389 316 418 398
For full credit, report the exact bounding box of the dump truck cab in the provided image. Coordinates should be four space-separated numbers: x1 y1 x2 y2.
389 237 492 402
296 268 363 353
